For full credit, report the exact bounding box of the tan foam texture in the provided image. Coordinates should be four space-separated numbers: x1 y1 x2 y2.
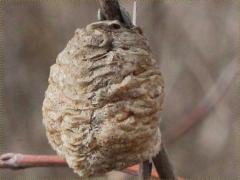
42 20 164 177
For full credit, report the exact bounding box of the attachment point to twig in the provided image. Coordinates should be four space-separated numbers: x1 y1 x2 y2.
97 0 133 28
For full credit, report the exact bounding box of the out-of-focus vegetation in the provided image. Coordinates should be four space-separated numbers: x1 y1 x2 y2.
1 0 239 179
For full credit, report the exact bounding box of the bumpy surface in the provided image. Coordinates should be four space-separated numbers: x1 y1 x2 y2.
42 20 164 177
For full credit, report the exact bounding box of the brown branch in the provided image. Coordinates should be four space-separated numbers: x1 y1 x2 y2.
0 153 158 177
152 144 177 180
138 160 152 180
0 153 66 169
97 0 133 28
97 0 125 23
0 153 185 179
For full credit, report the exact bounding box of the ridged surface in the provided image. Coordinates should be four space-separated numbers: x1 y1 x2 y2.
42 20 164 177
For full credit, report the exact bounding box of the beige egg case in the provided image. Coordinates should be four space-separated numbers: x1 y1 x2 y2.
42 20 164 177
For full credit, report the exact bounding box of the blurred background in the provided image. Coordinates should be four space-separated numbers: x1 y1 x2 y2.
1 0 239 179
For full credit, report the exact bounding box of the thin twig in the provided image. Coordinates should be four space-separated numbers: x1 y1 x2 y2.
0 153 66 169
98 0 125 23
132 0 137 26
0 153 160 178
97 0 133 28
152 144 177 180
138 160 152 180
